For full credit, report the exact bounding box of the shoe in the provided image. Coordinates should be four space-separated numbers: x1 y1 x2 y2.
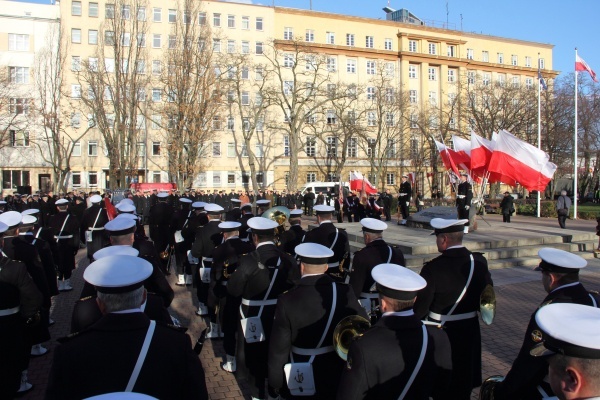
176 274 185 286
221 354 236 373
463 226 469 234
17 370 33 394
63 279 73 291
206 322 222 339
195 303 208 316
57 279 65 292
185 274 193 285
31 344 48 356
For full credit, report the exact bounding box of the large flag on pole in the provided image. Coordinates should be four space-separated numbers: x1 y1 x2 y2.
349 171 378 195
470 132 517 186
434 140 460 175
488 130 557 192
576 54 598 82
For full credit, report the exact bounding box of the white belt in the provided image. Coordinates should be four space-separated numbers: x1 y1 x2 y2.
0 306 20 316
457 195 466 199
88 227 105 231
428 311 477 322
202 257 213 262
327 262 340 269
241 298 278 307
360 292 379 299
291 345 334 356
55 235 73 239
399 193 408 196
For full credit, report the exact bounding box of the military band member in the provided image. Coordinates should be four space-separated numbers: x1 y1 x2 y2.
148 192 173 274
0 220 42 397
46 255 208 400
268 243 367 399
492 248 600 400
397 175 411 225
279 209 305 257
456 173 473 233
226 198 242 221
80 195 109 262
227 217 299 400
211 221 255 373
338 263 452 400
172 198 194 286
348 218 405 320
239 203 254 242
303 205 350 282
413 218 492 400
22 209 59 297
48 199 80 291
191 204 223 329
256 199 270 217
530 303 600 400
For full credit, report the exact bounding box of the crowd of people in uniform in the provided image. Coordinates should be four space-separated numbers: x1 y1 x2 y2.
1 182 600 400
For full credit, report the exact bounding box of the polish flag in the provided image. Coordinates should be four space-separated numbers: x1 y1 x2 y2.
104 197 118 220
471 132 516 186
434 140 460 175
452 135 473 170
488 130 557 192
349 171 378 195
576 54 598 82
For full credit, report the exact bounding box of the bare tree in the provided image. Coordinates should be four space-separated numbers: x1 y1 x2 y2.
0 68 29 151
76 0 150 189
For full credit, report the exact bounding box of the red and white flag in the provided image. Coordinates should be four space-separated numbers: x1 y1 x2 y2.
434 140 460 175
488 130 557 192
471 132 516 186
349 171 378 195
576 54 598 82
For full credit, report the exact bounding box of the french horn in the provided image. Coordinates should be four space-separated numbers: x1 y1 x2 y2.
479 375 504 400
333 315 371 361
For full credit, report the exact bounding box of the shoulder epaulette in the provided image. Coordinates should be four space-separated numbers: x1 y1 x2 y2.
77 296 94 302
538 299 553 309
156 320 188 333
57 330 90 343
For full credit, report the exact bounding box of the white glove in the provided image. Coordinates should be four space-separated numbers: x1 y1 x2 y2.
406 202 409 206
465 206 470 210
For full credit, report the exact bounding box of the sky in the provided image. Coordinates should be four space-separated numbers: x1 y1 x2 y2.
13 0 600 80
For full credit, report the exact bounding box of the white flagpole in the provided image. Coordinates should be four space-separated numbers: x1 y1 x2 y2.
537 54 542 218
574 48 579 219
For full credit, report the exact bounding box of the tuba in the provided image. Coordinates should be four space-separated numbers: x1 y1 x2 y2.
479 375 504 400
333 315 371 361
262 206 290 243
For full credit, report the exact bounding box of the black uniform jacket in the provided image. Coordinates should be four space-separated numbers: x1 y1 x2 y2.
494 282 600 400
79 204 109 244
279 224 306 256
191 219 223 259
337 311 452 400
268 274 367 399
303 221 349 266
46 312 208 400
456 181 473 208
349 239 406 298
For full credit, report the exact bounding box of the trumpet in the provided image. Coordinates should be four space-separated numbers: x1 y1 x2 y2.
333 315 371 361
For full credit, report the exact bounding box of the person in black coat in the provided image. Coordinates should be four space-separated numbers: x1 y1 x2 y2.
227 217 299 400
349 218 405 321
268 243 367 399
225 198 242 221
397 175 412 225
171 198 194 286
148 193 174 273
338 264 452 400
413 218 492 400
491 248 600 400
499 192 515 223
238 203 253 242
456 174 473 233
24 209 60 297
46 255 207 400
303 188 315 216
381 189 392 221
303 205 350 282
79 195 109 262
279 209 306 257
47 200 80 291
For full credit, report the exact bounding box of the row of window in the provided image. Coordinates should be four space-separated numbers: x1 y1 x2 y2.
303 171 397 186
287 28 395 51
465 49 544 68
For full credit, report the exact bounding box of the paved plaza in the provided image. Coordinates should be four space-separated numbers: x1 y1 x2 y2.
20 214 600 399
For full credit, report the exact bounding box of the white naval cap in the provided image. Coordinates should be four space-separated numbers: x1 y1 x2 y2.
530 303 600 359
295 242 334 264
55 199 69 205
0 200 6 205
230 198 241 204
116 213 140 222
360 218 388 233
157 192 169 198
22 208 40 216
204 204 224 215
179 198 192 204
290 209 303 217
115 202 136 213
85 392 158 400
256 200 270 206
429 218 469 235
535 247 587 273
83 255 151 294
313 205 334 215
104 218 136 236
219 221 241 232
0 211 22 228
21 215 37 225
90 194 102 203
0 221 8 234
247 217 278 234
93 245 139 260
120 198 135 206
371 263 426 300
192 201 206 209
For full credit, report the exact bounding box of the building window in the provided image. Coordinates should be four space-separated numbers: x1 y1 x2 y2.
347 59 356 73
241 41 250 54
408 64 417 79
539 58 545 69
428 42 437 55
153 7 161 22
428 67 437 81
326 110 336 125
169 35 177 49
525 77 533 89
482 51 489 62
385 38 392 50
255 41 263 55
9 98 29 115
72 172 81 187
72 1 82 15
305 29 314 42
408 40 417 52
284 27 293 40
71 28 81 43
511 54 518 66
327 31 335 44
327 56 337 72
137 6 146 21
152 172 161 183
168 9 176 23
71 112 81 128
305 136 316 157
284 54 295 68
283 136 290 157
525 56 531 67
409 90 417 104
227 40 235 53
213 39 221 52
512 76 520 87
366 60 376 75
448 69 456 82
366 138 376 157
447 45 456 57
306 172 316 183
468 71 476 84
429 91 437 105
256 17 263 30
497 53 504 64
10 130 29 147
212 142 221 157
241 16 249 29
89 2 98 17
347 137 357 157
106 4 114 18
386 139 396 158
105 30 115 45
386 113 394 127
88 172 98 186
88 141 98 156
121 5 130 19
72 141 82 156
212 116 222 130
227 143 235 157
241 91 250 105
365 36 374 48
8 34 29 51
151 142 160 156
346 33 355 46
227 14 235 28
386 173 395 185
466 48 474 59
71 84 81 98
88 30 98 44
213 13 221 27
483 72 491 86
227 172 235 185
2 170 30 190
366 87 375 100
198 12 206 25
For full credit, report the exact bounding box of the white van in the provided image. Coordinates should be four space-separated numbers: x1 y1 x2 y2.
299 181 350 196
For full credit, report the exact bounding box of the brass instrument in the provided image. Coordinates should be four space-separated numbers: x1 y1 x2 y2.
262 206 290 243
479 375 504 400
480 284 496 325
333 315 371 361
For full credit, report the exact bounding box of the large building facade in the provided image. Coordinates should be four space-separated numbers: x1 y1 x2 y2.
0 0 556 194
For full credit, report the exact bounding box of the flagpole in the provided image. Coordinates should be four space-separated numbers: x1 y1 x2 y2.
574 48 579 219
537 54 542 218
